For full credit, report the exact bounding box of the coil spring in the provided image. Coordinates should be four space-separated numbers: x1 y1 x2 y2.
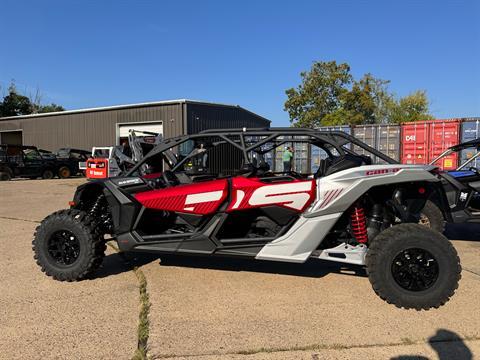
350 205 368 243
89 194 105 217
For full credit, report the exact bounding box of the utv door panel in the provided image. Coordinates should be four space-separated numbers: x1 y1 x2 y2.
227 177 316 213
134 179 228 215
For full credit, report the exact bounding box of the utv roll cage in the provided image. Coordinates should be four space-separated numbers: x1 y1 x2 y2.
429 138 480 171
126 127 398 177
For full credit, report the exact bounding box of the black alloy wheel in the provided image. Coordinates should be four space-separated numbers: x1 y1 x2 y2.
391 248 439 291
47 230 81 266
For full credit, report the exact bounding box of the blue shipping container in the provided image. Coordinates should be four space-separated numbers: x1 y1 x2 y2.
460 118 480 168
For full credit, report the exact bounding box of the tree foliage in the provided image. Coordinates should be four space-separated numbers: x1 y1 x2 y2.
284 61 433 127
387 90 434 124
284 61 352 128
0 83 33 116
0 81 64 117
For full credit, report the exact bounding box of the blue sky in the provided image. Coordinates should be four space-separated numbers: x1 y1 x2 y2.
1 0 479 126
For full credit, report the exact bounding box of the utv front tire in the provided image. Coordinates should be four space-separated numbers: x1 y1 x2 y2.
33 209 106 281
366 223 461 310
419 200 445 233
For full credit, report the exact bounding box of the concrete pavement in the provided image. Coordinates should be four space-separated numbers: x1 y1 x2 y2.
0 178 479 359
0 179 139 359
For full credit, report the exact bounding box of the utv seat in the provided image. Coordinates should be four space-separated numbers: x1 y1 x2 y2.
314 158 332 178
315 154 371 178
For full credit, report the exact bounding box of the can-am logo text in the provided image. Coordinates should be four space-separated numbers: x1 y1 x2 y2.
365 168 401 176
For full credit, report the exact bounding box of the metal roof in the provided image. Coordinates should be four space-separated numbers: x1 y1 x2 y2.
0 99 270 122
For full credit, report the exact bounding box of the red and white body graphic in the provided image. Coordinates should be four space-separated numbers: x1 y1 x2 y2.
318 188 344 209
227 177 316 213
135 179 228 215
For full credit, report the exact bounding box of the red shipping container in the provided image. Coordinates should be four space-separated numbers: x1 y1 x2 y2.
401 120 460 170
401 122 429 166
429 120 460 170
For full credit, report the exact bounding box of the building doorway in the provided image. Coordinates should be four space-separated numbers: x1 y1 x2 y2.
0 130 22 145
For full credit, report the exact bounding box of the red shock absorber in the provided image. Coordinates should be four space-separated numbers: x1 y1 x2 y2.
350 205 368 243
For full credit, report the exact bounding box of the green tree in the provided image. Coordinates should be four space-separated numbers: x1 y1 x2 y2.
0 81 65 117
285 61 433 126
35 103 65 113
0 83 33 116
284 61 352 128
388 90 433 124
361 74 393 124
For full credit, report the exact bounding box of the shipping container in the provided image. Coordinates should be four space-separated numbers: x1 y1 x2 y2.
401 120 460 170
311 125 351 173
352 124 400 164
376 125 401 162
401 122 429 166
274 138 310 173
460 118 480 168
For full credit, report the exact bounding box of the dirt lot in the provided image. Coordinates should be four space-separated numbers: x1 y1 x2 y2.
0 179 479 359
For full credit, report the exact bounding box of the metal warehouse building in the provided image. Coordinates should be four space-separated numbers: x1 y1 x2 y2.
0 99 270 150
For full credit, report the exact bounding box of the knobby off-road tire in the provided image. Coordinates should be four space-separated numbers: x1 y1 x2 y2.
33 209 106 281
366 223 461 310
419 200 445 233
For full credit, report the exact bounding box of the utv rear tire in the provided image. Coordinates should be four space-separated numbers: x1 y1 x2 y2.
419 200 445 233
33 209 106 281
58 166 71 179
366 223 461 310
42 169 54 179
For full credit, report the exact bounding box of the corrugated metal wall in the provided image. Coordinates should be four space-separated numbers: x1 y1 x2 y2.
353 124 400 163
186 103 269 133
0 103 184 151
186 103 270 174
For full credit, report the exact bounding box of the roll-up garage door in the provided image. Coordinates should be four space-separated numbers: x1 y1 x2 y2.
0 131 23 145
118 122 163 144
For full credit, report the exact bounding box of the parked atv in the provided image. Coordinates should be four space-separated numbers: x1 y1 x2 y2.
33 128 461 310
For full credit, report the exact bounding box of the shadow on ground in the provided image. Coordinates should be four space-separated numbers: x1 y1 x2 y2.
92 250 366 279
392 329 473 360
155 254 367 278
90 221 480 280
445 223 480 241
91 252 159 279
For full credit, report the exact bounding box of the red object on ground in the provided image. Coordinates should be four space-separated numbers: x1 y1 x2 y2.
401 119 460 170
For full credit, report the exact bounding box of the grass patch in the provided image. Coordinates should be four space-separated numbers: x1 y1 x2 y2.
106 241 151 360
132 267 151 360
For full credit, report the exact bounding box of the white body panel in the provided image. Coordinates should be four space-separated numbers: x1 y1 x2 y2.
255 164 438 263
